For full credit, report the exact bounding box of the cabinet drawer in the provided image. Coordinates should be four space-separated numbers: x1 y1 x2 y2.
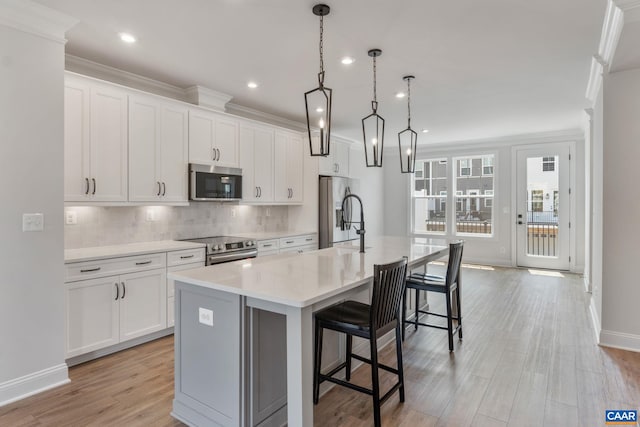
65 252 166 283
167 248 206 267
279 244 317 255
257 239 279 253
279 234 317 249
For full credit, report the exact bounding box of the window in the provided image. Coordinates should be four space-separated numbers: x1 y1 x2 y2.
482 156 494 176
542 156 555 172
531 190 543 212
459 159 471 176
485 190 493 208
453 155 494 236
412 159 447 234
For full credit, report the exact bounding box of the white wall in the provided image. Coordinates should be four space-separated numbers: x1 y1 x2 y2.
0 1 75 405
383 135 585 269
599 67 640 349
591 87 604 328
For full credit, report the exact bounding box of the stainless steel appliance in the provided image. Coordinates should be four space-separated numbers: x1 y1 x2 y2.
182 236 257 265
319 176 360 249
190 163 242 201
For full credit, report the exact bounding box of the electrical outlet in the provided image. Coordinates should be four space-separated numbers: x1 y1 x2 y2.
65 211 77 225
266 207 271 217
22 213 44 232
199 308 214 327
146 208 156 222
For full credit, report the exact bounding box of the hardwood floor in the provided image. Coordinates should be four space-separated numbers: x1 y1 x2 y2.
1 265 638 426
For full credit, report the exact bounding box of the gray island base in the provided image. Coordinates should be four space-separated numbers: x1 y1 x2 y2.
169 236 448 426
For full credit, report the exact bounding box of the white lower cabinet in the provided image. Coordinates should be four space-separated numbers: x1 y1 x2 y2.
167 261 205 327
65 268 166 358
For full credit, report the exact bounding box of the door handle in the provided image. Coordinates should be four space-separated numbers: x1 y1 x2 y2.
91 178 96 195
115 283 119 300
518 221 523 225
162 182 166 196
85 178 90 195
255 187 259 198
157 181 162 196
121 282 126 299
216 148 220 161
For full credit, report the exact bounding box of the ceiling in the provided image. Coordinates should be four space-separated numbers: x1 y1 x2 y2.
35 0 606 144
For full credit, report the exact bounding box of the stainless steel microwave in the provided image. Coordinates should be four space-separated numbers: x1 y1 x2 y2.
189 164 243 201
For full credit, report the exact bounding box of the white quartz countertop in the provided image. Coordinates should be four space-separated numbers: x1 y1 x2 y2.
231 230 317 240
65 240 206 263
169 236 448 308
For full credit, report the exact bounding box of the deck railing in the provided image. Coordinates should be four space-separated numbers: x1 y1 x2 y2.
526 211 558 256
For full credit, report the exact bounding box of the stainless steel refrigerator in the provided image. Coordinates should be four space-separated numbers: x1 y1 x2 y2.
319 176 361 249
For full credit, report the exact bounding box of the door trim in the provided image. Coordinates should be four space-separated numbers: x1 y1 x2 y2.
510 141 576 271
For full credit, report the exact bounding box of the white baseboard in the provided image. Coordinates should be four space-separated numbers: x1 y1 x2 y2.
583 275 591 293
0 364 69 407
589 298 601 345
599 329 640 353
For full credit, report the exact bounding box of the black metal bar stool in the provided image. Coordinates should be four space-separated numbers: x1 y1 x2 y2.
402 241 464 352
313 258 408 427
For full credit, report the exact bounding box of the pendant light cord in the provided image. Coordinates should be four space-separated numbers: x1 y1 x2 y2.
407 77 411 128
373 55 377 104
319 15 324 75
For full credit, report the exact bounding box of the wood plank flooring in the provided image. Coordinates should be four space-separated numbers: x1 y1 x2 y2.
1 265 639 426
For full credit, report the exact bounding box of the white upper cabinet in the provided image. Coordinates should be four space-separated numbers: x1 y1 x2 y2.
274 131 304 203
64 74 128 202
128 94 189 203
318 139 350 177
189 109 239 168
240 123 275 203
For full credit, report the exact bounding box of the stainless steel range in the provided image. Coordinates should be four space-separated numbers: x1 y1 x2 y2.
182 236 257 265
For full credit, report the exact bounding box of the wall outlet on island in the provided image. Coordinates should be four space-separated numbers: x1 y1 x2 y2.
199 308 214 327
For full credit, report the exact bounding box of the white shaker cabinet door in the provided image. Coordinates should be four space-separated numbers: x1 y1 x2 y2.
189 109 215 165
128 95 160 202
239 125 257 202
89 85 128 201
119 269 167 342
159 103 189 202
214 116 240 168
286 133 304 203
253 127 275 202
64 80 91 202
66 277 119 358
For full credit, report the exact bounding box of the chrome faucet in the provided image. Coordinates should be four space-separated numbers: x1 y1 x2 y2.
342 193 365 253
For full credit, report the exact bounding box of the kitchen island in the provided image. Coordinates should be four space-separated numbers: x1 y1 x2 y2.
169 236 448 427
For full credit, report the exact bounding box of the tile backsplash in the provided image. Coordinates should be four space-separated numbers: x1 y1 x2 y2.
64 204 289 249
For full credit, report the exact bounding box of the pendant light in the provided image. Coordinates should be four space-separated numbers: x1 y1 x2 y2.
305 4 332 157
398 75 417 173
361 49 384 167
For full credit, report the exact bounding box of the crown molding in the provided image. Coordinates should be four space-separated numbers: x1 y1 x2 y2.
65 55 188 101
185 86 233 112
615 0 640 22
0 0 77 44
598 0 625 67
585 56 604 105
225 102 307 132
410 128 584 155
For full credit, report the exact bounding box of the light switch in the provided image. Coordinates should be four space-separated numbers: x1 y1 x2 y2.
65 211 77 225
22 213 44 232
199 307 214 327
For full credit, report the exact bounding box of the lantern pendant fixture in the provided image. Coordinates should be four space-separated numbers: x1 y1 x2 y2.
398 75 418 173
305 4 333 157
362 49 385 167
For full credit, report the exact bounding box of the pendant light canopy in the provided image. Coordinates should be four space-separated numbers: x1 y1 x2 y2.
362 49 384 167
305 4 332 157
398 75 417 173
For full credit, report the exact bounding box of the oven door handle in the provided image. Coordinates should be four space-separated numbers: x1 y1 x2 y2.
207 249 258 265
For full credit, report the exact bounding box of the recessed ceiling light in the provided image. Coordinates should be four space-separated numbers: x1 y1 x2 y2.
395 92 405 98
316 107 324 113
421 129 429 133
341 57 354 65
247 81 258 89
119 33 136 43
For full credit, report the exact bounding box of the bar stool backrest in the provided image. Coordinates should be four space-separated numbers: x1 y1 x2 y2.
446 241 465 288
370 258 408 335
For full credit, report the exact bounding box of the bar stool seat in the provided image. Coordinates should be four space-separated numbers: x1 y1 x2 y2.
313 258 408 427
402 241 464 352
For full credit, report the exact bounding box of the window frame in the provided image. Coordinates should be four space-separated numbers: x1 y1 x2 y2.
542 156 555 172
482 156 494 176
